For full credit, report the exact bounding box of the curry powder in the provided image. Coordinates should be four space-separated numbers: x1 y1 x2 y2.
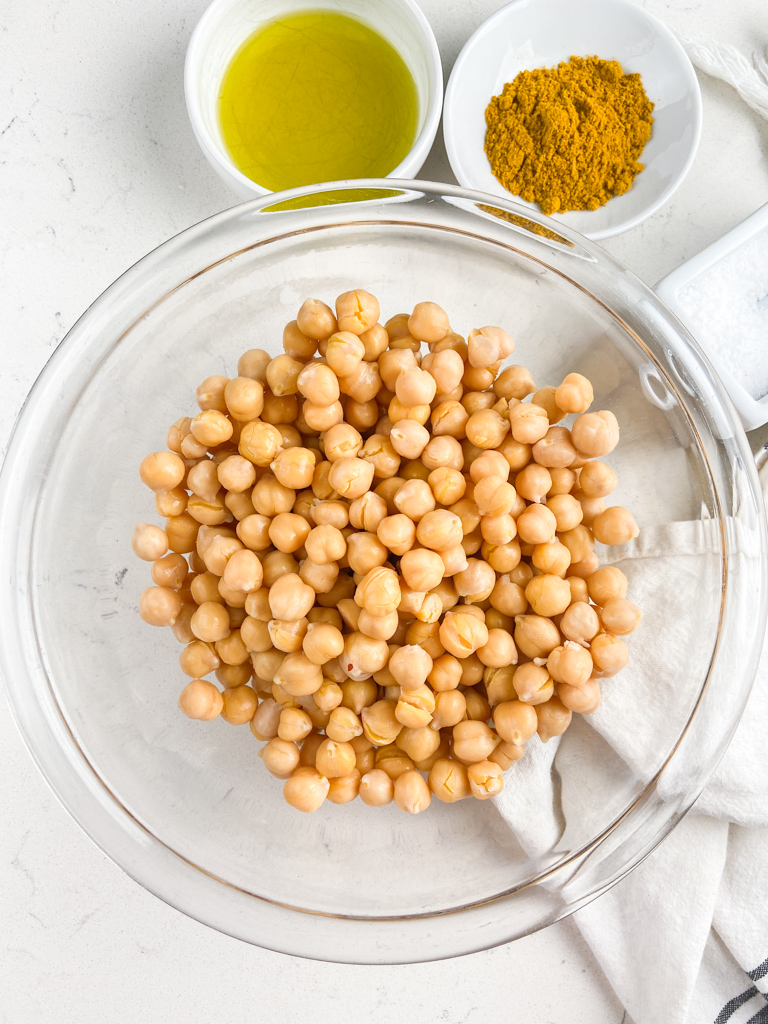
484 56 654 215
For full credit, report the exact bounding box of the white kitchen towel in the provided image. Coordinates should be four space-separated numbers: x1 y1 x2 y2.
493 461 768 1024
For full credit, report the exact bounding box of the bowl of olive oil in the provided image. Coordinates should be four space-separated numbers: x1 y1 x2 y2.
185 0 443 197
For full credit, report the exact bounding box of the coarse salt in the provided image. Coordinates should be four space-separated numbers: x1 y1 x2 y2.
675 225 768 400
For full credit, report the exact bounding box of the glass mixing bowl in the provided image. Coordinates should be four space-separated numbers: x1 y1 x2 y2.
1 181 765 963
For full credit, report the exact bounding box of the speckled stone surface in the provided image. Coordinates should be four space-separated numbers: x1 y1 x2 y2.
2 0 767 1020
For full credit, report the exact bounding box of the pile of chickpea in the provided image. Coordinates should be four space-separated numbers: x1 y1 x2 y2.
133 291 642 814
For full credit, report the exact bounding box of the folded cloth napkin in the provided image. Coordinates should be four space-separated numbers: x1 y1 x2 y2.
493 461 768 1024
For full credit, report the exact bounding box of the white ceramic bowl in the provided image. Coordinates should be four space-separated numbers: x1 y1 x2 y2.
185 0 443 198
443 0 702 239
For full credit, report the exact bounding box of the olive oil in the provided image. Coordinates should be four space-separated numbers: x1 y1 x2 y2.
217 10 419 191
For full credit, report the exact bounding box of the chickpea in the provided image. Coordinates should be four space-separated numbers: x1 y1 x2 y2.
494 365 535 401
514 614 560 659
439 611 488 658
237 348 270 382
303 399 344 432
222 549 263 593
217 662 252 689
509 403 549 444
557 678 602 714
139 586 182 627
250 697 282 740
560 602 600 644
546 493 583 533
190 600 230 642
326 331 366 377
233 515 268 553
282 320 317 361
296 298 337 340
239 420 283 466
532 426 577 469
155 487 188 518
530 539 571 577
547 641 593 686
396 724 440 762
548 467 577 496
571 410 620 458
465 409 509 450
469 479 513 521
428 653 462 692
260 737 301 779
297 362 340 406
180 639 220 677
267 512 309 555
178 679 223 721
277 707 313 742
303 524 346 565
400 548 444 592
514 504 555 545
196 375 229 412
422 348 464 393
151 552 188 590
524 574 572 617
477 628 517 668
394 367 436 407
592 506 639 545
270 447 316 490
566 576 590 604
132 522 169 562
355 566 401 617
220 684 257 725
215 629 249 667
262 392 299 425
600 598 643 635
190 410 233 448
140 451 186 492
535 695 572 742
299 622 344 666
391 479 434 522
459 653 485 687
274 652 323 696
466 325 514 367
452 720 498 763
283 766 330 811
340 361 382 404
454 558 496 602
389 645 433 691
268 617 308 653
374 514 413 557
222 377 263 422
408 301 449 343
554 372 594 414
268 574 315 620
467 760 504 800
427 468 465 507
359 768 394 806
431 400 469 438
489 576 528 618
325 457 373 501
342 632 389 681
512 662 554 705
467 451 507 485
493 699 537 746
393 769 431 813
587 566 628 604
578 460 618 498
327 768 362 804
334 288 379 335
428 758 470 802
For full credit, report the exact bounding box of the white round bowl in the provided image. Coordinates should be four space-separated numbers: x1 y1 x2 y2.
443 0 702 240
185 0 444 198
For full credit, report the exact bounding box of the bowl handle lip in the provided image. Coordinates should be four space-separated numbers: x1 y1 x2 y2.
654 202 768 432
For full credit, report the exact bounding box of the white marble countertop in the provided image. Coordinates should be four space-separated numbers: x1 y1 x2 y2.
1 0 767 1020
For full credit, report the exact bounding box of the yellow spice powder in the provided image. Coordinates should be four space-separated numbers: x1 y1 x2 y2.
484 55 654 215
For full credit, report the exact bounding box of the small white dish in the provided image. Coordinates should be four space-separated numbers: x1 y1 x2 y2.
655 203 768 431
443 0 702 240
185 0 443 199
